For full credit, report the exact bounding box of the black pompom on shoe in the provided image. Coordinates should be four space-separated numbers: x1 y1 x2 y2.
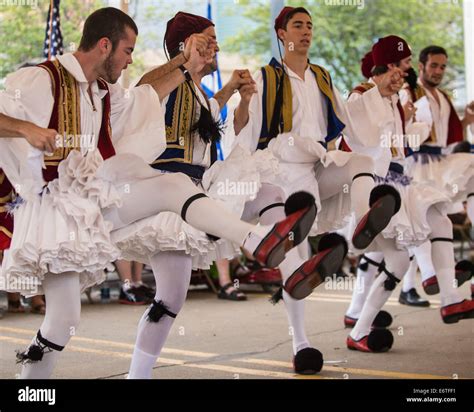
284 191 317 216
318 233 348 256
372 310 393 328
369 184 401 215
293 347 324 375
367 329 394 352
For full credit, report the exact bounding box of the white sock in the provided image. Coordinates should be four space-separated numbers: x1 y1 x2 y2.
316 154 375 222
351 237 409 340
246 188 311 356
427 207 462 307
467 194 474 224
464 176 474 224
351 175 374 221
104 172 256 246
402 257 417 292
128 251 192 379
413 241 436 282
279 243 311 355
431 241 462 306
346 252 384 319
20 272 81 379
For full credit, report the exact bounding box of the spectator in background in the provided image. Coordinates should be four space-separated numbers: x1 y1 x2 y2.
116 259 155 305
215 258 246 301
1 250 46 315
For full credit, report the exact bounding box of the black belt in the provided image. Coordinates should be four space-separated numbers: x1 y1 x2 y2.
413 145 442 155
152 161 205 180
388 162 404 175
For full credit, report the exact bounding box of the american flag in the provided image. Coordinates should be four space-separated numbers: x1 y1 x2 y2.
43 0 63 60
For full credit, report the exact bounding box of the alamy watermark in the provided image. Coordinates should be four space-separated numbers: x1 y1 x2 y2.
216 178 259 198
0 0 38 7
324 0 365 10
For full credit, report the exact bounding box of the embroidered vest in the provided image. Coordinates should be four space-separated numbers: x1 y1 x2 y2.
152 82 219 180
408 84 463 145
37 59 116 182
258 58 345 150
0 60 118 249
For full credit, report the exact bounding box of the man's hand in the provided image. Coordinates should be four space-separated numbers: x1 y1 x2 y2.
227 69 255 91
462 101 474 126
20 121 58 153
183 33 217 75
378 67 406 97
403 100 417 122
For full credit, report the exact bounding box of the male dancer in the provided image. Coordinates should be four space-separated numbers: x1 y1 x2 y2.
0 7 316 378
400 45 474 297
228 6 405 374
345 38 474 353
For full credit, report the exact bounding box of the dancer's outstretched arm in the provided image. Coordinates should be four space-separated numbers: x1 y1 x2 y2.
137 33 216 102
0 113 57 153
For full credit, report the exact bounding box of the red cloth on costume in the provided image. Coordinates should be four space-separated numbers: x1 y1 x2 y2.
361 51 374 79
165 11 214 54
274 6 295 33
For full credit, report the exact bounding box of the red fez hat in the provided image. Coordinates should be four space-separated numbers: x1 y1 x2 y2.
372 35 411 66
274 6 295 36
165 11 214 54
361 51 374 79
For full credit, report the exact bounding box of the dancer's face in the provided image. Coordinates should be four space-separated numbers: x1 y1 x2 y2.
419 53 447 87
100 26 136 84
278 12 313 56
200 26 220 76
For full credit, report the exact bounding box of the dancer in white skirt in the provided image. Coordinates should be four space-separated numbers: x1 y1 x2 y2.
399 45 474 299
226 6 407 374
123 11 330 379
0 8 317 379
343 47 430 338
343 37 474 353
112 12 257 271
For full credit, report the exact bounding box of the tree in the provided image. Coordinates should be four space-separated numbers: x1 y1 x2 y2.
223 0 465 94
0 0 105 81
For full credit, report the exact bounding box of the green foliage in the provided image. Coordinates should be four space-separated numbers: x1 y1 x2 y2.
0 0 105 80
224 0 465 92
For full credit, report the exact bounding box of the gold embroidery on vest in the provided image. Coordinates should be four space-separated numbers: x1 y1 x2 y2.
153 82 197 165
40 60 82 167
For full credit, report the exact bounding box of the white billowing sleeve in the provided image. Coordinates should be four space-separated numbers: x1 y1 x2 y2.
0 67 55 198
335 84 392 148
344 91 391 174
223 69 263 154
109 82 166 164
399 88 411 105
209 97 221 121
406 122 431 148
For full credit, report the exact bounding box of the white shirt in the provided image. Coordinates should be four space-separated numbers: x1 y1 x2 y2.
161 83 220 168
349 79 430 177
224 63 392 154
400 82 451 148
0 53 165 198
